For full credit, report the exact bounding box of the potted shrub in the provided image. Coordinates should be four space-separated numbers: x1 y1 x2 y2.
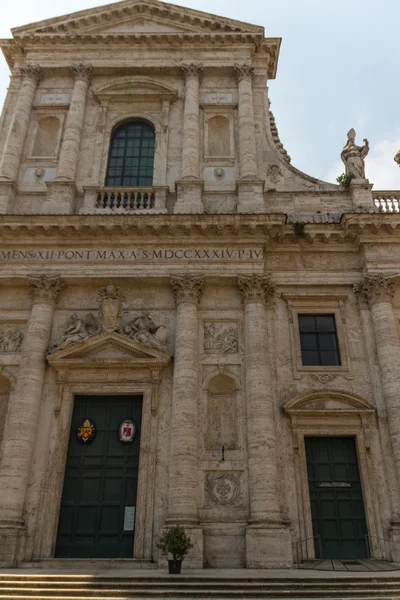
157 525 193 574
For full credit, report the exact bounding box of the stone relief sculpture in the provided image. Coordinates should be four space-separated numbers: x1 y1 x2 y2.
0 325 23 352
395 150 400 167
204 323 239 354
98 284 125 333
205 472 243 507
49 284 169 355
124 312 168 353
51 312 98 351
341 128 369 179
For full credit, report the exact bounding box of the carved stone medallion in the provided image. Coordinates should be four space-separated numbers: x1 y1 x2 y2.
205 472 243 507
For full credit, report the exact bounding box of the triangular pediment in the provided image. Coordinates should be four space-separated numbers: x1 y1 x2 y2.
11 0 264 37
47 331 170 368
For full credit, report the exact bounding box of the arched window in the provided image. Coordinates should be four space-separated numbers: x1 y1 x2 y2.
106 120 155 187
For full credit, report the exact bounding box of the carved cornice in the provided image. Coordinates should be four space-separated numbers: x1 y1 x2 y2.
237 274 275 305
27 275 64 304
170 274 204 305
181 63 203 82
234 64 254 83
71 63 93 83
19 64 42 84
354 274 400 306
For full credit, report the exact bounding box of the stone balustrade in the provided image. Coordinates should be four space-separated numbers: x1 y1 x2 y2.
373 192 400 213
81 186 168 214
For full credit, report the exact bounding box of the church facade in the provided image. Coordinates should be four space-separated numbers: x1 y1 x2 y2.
0 0 400 570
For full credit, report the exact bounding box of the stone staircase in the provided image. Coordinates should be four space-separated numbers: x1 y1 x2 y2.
1 573 400 599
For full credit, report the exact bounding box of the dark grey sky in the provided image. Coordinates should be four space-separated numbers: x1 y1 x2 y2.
1 0 399 188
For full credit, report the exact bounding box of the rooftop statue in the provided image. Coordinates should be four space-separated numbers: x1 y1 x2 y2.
341 128 369 180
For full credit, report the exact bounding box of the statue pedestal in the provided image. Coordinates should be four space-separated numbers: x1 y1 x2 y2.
350 179 374 212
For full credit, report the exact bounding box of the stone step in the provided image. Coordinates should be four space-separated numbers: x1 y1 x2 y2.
0 589 400 600
21 559 156 570
2 580 400 589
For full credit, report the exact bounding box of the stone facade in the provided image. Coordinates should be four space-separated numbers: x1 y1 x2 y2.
0 0 399 571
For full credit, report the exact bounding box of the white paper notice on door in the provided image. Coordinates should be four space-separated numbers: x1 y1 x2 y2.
124 506 135 531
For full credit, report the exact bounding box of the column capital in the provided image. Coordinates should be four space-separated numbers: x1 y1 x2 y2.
181 63 203 82
170 274 203 304
71 63 93 83
237 274 275 305
19 64 42 84
354 273 400 306
234 64 255 83
27 275 64 304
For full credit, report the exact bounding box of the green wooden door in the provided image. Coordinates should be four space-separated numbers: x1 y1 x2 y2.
305 437 368 559
55 395 142 558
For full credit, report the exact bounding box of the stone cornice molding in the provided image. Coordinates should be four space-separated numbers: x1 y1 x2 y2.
19 64 42 84
181 63 203 82
234 64 255 83
27 275 64 304
237 274 275 305
354 273 400 306
170 274 204 305
71 63 93 83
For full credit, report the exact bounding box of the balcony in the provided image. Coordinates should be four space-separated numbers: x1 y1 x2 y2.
81 186 168 214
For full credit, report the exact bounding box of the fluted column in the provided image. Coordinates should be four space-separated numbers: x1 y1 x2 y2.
55 64 92 181
174 65 203 214
0 275 63 566
235 65 264 213
0 65 42 182
355 274 400 480
237 274 292 568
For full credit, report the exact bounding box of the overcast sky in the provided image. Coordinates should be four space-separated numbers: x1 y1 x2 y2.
1 0 399 189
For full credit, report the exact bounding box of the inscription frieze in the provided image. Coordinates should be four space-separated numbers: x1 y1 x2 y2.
0 247 263 263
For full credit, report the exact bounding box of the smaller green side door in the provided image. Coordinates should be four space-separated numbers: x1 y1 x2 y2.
56 395 142 558
305 436 368 559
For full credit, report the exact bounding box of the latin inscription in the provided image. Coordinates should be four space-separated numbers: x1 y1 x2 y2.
0 247 263 262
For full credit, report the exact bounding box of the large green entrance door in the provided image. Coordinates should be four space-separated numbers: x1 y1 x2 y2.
305 437 368 559
55 395 142 558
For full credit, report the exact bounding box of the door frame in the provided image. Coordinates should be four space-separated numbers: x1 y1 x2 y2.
37 381 159 561
284 390 385 561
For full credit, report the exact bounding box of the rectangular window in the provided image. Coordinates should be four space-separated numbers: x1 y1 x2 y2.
298 314 341 366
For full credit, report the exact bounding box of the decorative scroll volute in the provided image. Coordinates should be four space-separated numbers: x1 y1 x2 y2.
234 64 255 83
71 63 93 83
181 63 203 82
237 274 275 305
19 64 42 83
354 274 399 306
170 274 204 305
27 275 64 304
